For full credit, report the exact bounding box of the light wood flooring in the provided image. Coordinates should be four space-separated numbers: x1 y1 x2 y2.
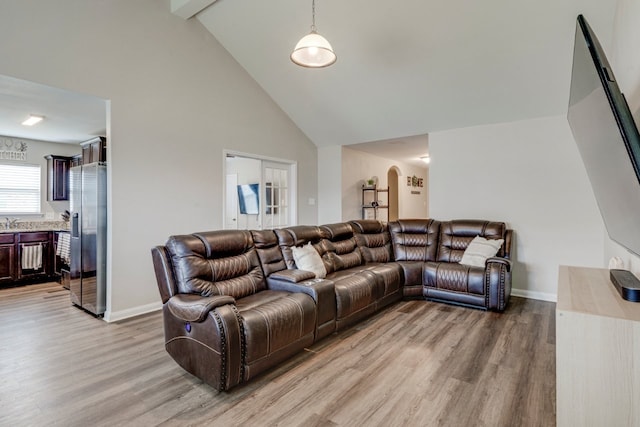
0 282 556 427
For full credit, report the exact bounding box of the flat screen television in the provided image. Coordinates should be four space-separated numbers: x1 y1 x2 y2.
567 14 640 257
237 183 259 215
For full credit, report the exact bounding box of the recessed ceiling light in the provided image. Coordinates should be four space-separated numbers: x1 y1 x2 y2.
22 115 44 126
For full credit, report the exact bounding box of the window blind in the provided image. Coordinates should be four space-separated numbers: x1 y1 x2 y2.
0 164 41 214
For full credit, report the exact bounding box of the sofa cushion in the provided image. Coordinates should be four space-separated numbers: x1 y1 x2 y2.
165 230 266 299
326 244 362 271
292 242 327 279
424 262 485 295
459 236 504 267
326 270 382 320
350 220 394 263
236 290 316 373
251 230 287 276
389 219 441 262
274 226 330 272
362 263 403 298
321 223 364 272
437 220 506 262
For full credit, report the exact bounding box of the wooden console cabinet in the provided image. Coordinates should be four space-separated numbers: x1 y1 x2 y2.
556 265 640 426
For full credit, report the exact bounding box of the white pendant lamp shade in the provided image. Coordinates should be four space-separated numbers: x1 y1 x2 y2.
291 0 336 68
291 31 336 68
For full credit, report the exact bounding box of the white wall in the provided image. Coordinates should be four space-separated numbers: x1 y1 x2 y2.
318 145 343 224
0 0 318 321
429 115 605 300
605 0 640 276
0 136 81 220
341 147 428 222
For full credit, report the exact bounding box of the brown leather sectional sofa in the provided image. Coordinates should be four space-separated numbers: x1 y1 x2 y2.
151 218 512 391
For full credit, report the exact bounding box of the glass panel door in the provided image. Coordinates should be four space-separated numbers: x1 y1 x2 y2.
224 153 295 230
262 161 290 229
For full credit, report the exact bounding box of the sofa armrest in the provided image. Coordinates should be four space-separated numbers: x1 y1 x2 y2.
267 277 337 339
269 269 316 283
486 257 511 272
162 298 243 391
485 258 512 312
166 294 236 322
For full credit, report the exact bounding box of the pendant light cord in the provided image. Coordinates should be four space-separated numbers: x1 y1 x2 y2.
311 0 317 32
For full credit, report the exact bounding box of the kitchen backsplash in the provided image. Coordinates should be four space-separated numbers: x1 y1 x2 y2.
3 220 70 231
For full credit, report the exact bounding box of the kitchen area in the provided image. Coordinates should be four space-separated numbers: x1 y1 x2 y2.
0 74 108 316
0 136 106 315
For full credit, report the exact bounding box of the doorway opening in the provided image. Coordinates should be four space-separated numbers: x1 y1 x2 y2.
387 166 400 221
224 151 297 230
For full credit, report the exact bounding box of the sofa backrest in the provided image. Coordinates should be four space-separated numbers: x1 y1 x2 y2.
437 220 507 262
151 245 178 304
388 219 441 262
251 230 287 276
320 222 364 272
349 219 394 263
164 230 266 299
274 225 330 272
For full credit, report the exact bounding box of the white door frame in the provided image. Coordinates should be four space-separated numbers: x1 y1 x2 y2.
222 149 298 229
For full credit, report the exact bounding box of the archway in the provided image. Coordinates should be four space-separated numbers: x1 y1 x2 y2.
387 167 400 221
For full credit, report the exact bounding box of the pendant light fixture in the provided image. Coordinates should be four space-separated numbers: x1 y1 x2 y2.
291 0 336 68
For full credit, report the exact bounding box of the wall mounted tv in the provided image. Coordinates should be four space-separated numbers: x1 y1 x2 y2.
237 184 259 215
567 14 640 256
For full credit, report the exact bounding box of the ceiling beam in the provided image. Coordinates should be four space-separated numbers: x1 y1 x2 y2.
170 0 218 20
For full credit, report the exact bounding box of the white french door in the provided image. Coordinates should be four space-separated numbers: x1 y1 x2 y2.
262 161 290 229
225 173 239 229
223 152 296 230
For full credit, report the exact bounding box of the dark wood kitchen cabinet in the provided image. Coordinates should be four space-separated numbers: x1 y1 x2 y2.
45 155 73 201
17 232 52 281
71 154 82 167
81 136 106 164
0 232 56 286
53 231 70 276
0 234 17 284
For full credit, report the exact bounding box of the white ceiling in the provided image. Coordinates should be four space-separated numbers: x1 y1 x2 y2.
0 74 106 144
0 1 620 165
189 0 618 154
346 133 429 168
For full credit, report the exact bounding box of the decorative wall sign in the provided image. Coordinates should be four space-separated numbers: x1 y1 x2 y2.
407 175 424 188
0 137 28 161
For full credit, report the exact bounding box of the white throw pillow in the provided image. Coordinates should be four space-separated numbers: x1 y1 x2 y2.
291 242 327 279
459 236 504 267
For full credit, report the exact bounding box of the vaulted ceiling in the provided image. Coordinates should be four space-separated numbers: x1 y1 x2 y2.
172 0 618 151
0 1 620 163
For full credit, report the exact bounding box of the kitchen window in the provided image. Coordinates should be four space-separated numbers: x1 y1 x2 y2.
0 163 41 214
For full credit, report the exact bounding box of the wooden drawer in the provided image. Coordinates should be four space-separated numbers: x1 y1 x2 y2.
0 233 15 244
18 232 50 243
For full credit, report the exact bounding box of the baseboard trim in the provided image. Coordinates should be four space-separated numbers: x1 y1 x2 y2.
511 288 557 303
101 289 554 322
104 301 162 323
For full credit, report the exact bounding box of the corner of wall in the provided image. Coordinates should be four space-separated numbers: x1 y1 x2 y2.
604 234 640 277
104 301 162 323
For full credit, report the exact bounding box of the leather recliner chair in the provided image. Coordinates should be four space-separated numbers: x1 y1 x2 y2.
151 230 316 391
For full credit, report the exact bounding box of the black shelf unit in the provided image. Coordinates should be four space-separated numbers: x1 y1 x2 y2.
361 185 389 220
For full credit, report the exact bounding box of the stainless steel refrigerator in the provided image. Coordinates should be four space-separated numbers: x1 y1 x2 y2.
69 162 107 316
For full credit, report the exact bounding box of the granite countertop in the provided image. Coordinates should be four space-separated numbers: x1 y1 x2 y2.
0 220 70 234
